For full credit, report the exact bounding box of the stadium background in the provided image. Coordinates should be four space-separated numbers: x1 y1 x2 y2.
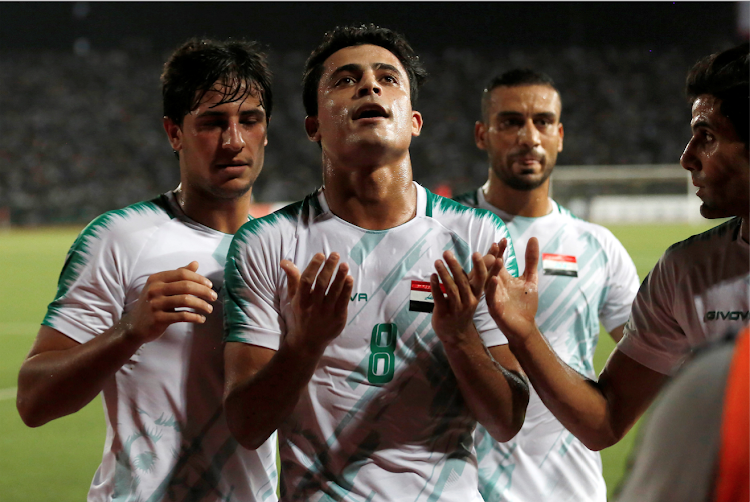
0 2 747 500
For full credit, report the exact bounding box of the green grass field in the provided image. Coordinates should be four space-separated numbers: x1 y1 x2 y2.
0 222 718 501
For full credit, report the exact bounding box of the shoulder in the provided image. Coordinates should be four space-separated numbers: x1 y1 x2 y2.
70 196 172 254
428 189 506 234
552 200 629 255
452 189 480 208
662 218 742 262
230 193 322 258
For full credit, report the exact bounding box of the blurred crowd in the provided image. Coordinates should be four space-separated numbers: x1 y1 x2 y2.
0 43 730 225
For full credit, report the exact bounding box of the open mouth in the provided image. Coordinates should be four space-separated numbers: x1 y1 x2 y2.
353 104 389 120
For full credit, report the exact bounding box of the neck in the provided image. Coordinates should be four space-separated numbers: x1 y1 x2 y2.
322 153 416 230
483 170 552 217
176 186 252 234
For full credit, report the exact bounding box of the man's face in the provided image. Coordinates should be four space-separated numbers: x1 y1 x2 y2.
475 84 563 191
681 94 749 219
305 44 422 162
164 83 268 200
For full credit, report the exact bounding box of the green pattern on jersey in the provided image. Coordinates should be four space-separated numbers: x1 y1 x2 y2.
536 230 607 376
43 199 163 326
351 232 388 266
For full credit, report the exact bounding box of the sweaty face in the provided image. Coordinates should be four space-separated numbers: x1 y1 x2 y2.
680 95 749 220
476 84 563 191
165 84 268 200
306 44 422 163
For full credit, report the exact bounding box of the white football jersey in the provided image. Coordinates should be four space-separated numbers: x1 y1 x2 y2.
225 183 517 502
455 188 639 502
43 191 278 502
620 217 750 374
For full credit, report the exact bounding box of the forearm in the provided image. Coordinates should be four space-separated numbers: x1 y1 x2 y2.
507 327 625 450
224 340 324 450
17 323 143 427
442 330 529 443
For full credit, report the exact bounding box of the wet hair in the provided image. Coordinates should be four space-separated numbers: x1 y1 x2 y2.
686 42 749 148
302 24 427 117
481 68 560 122
161 38 273 125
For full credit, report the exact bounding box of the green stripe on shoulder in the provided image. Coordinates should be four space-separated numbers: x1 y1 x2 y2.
426 188 476 218
44 198 164 320
452 189 479 208
233 198 306 244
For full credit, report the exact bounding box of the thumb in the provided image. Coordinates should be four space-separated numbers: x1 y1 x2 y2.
524 238 540 286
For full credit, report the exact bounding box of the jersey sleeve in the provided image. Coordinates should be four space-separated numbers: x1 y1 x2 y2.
471 210 518 348
598 228 640 333
618 250 688 374
224 219 287 350
41 210 156 344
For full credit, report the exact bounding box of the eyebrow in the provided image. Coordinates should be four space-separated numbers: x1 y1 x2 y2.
691 119 711 131
196 108 265 119
496 111 557 120
329 62 404 81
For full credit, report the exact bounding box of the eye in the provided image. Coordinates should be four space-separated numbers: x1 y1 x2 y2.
336 76 356 86
382 74 398 84
499 118 523 129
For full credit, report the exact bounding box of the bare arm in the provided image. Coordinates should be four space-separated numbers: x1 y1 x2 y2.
17 262 216 427
485 238 668 450
224 253 353 449
609 324 625 343
430 249 529 442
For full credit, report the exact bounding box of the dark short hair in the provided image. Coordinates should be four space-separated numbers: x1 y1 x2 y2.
481 68 560 122
161 38 273 125
302 24 427 117
686 42 749 148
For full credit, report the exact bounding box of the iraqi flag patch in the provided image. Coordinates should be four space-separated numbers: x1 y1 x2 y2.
542 253 578 277
409 280 445 313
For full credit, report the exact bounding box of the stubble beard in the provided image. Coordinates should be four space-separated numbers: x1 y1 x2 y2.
494 155 554 191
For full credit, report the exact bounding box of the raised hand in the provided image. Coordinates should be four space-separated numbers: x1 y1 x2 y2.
485 237 540 343
280 253 354 353
430 250 488 344
122 261 217 344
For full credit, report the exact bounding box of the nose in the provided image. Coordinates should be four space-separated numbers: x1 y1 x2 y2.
357 71 381 97
222 121 245 151
517 119 541 148
680 136 700 172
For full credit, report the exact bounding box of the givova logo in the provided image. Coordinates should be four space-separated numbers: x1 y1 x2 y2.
704 310 750 322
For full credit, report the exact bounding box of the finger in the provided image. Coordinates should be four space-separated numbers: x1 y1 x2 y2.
153 310 207 325
325 261 350 306
280 259 301 298
298 254 326 305
443 250 472 304
469 252 488 297
156 281 218 303
150 264 213 289
429 273 448 313
153 294 215 315
333 275 354 318
525 237 540 286
434 259 459 309
312 253 340 303
497 238 508 260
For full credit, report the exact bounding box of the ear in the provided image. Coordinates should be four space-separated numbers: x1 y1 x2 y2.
475 121 488 150
557 122 564 152
304 116 320 142
411 111 423 137
163 117 183 152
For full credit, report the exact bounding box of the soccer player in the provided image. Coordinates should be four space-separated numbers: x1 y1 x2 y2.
223 24 530 501
453 69 639 501
482 42 749 454
17 39 278 501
